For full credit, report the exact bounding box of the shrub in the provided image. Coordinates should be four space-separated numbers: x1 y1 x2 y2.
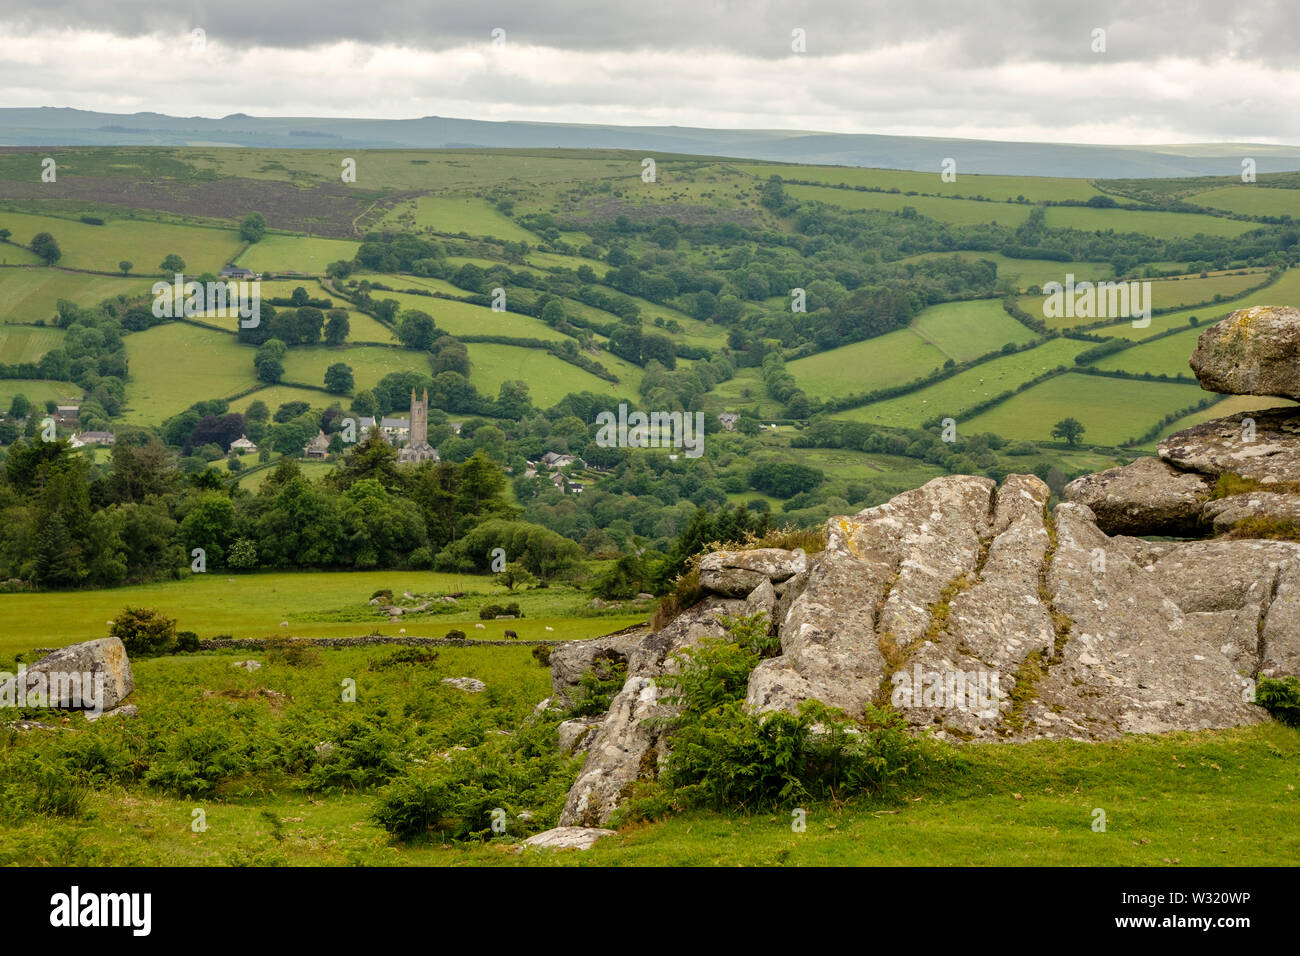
110 607 178 657
1256 676 1300 727
478 602 522 620
532 643 553 667
368 647 439 670
445 629 466 640
567 659 628 717
175 631 201 653
263 635 321 668
370 589 393 604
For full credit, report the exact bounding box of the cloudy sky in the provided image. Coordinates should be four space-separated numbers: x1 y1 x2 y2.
2 0 1298 144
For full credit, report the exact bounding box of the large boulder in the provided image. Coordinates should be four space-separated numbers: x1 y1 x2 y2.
1203 491 1300 534
1159 408 1300 484
555 474 1296 825
1190 305 1300 400
1064 457 1212 536
0 637 133 713
547 629 646 707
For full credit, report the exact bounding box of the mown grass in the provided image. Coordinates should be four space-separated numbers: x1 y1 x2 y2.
0 268 149 324
1188 185 1300 220
787 328 947 401
909 298 1039 362
0 325 66 363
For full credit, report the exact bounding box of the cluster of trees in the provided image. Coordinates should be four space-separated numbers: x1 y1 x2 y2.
0 429 595 587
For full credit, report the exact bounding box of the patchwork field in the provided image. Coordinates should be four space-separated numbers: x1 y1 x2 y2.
731 163 1109 203
236 235 360 274
380 291 570 342
0 210 242 273
785 184 1035 227
1188 184 1300 219
468 343 630 407
1043 205 1257 238
898 251 1114 291
788 329 947 401
836 337 1085 428
1140 394 1298 449
962 372 1207 446
229 385 343 417
1091 327 1202 377
909 298 1039 362
0 268 149 323
122 323 258 421
0 378 81 410
378 195 537 242
279 344 428 393
0 325 65 363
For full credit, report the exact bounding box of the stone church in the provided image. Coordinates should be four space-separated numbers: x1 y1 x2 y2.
397 388 440 463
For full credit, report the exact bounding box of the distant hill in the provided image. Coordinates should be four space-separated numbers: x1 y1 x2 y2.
3 107 1299 179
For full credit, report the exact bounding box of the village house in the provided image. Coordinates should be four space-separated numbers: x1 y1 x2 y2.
718 412 740 431
303 430 330 459
220 266 256 280
540 451 586 470
69 431 116 449
229 435 258 454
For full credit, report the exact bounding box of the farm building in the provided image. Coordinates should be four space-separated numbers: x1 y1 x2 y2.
69 431 115 448
303 430 330 459
229 435 258 454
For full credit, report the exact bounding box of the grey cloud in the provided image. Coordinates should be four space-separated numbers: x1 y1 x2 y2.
5 0 1300 64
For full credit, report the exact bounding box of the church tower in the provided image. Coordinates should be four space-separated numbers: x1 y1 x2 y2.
398 388 439 464
410 388 428 447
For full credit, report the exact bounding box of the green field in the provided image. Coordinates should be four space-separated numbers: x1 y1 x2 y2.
379 291 571 343
836 337 1085 428
467 343 632 407
909 298 1039 362
0 569 643 655
1188 184 1300 219
379 195 537 242
228 384 344 417
0 244 44 266
0 378 80 410
1043 205 1258 239
898 251 1114 292
1091 327 1202 377
0 268 150 323
786 184 1034 227
236 235 360 275
122 323 258 421
788 329 947 401
0 210 242 273
962 372 1207 446
0 325 65 363
280 344 427 393
732 163 1109 203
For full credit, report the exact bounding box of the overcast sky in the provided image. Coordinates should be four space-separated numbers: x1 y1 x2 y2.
2 0 1298 144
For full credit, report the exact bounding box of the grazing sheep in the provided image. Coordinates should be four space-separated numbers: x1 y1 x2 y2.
474 623 486 630
544 626 554 632
504 629 518 640
399 628 406 635
279 621 289 628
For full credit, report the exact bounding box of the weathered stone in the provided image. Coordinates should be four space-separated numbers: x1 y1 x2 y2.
0 637 133 711
557 717 603 754
1159 408 1300 484
231 660 262 671
441 677 485 693
699 548 807 583
548 630 645 704
1189 305 1300 400
699 566 768 597
521 827 616 851
1203 491 1300 534
1064 457 1212 535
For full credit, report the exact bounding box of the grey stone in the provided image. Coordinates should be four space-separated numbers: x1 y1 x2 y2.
1159 408 1300 484
1190 305 1300 400
1203 491 1300 534
0 637 134 711
441 677 486 693
521 827 616 851
1064 457 1212 535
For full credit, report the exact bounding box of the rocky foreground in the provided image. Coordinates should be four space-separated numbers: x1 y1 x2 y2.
549 304 1300 827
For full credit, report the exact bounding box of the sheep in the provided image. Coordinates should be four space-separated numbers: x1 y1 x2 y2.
279 621 289 628
504 629 518 640
398 628 406 635
544 626 554 632
474 623 486 630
